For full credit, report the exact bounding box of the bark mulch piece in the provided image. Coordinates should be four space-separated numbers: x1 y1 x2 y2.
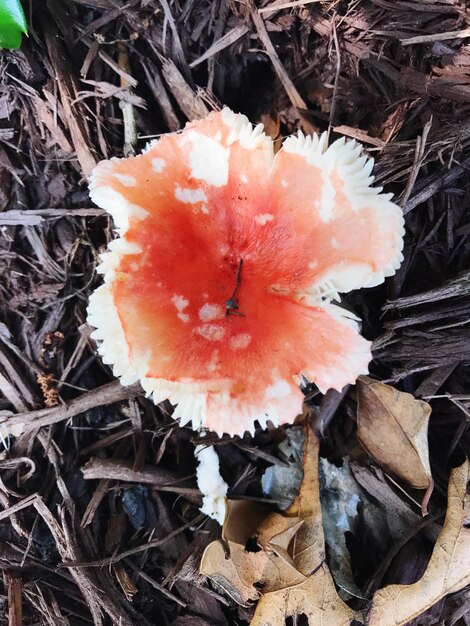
0 0 469 624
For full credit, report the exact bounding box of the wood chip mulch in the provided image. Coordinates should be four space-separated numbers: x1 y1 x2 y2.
0 1 469 624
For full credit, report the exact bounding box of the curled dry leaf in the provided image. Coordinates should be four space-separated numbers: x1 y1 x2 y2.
356 376 432 492
368 459 470 626
200 424 358 625
199 499 305 605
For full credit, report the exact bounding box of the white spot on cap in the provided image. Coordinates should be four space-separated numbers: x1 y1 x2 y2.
265 379 291 400
199 303 224 322
172 294 190 323
331 238 339 248
254 213 274 226
229 333 251 350
281 179 288 188
151 158 166 172
172 294 189 312
309 260 318 269
195 324 225 341
112 173 137 187
175 186 208 204
240 174 249 183
189 132 229 187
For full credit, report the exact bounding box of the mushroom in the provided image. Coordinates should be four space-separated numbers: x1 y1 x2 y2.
87 108 404 437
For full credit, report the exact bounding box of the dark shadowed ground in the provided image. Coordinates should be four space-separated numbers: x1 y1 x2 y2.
0 0 469 624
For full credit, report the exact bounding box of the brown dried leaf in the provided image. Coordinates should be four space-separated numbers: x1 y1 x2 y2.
357 376 432 490
200 500 306 604
368 460 470 626
199 538 259 605
284 424 325 575
250 425 357 625
251 566 355 626
200 424 358 625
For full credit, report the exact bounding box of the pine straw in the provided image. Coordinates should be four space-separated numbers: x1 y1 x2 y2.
0 0 469 624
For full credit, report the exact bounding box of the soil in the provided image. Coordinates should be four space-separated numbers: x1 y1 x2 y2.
0 0 469 624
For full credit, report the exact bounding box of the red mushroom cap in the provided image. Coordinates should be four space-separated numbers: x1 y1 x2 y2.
87 108 404 436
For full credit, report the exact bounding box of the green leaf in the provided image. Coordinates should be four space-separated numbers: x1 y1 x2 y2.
0 0 27 49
